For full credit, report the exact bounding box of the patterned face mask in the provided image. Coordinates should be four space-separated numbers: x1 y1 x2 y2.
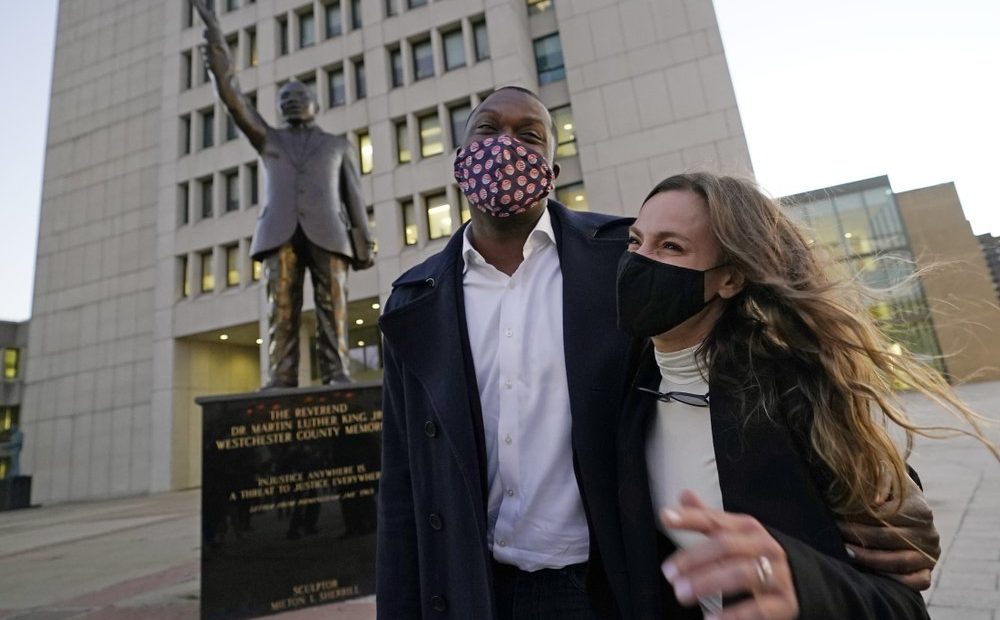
453 135 554 217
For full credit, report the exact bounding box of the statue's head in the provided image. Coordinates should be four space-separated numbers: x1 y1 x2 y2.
277 80 317 125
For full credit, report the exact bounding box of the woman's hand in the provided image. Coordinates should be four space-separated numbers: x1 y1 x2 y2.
660 491 799 620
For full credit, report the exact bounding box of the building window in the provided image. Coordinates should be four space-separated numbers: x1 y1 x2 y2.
408 0 428 8
402 200 417 246
180 114 191 155
248 163 259 206
351 0 362 29
425 192 452 240
181 51 192 90
247 27 258 66
226 245 240 287
385 0 398 17
225 0 239 11
551 106 577 157
201 176 214 219
527 0 553 14
328 66 346 107
179 255 190 299
325 1 342 38
534 34 566 84
419 112 443 158
354 58 366 99
225 112 238 141
226 34 238 69
396 120 411 163
1 405 20 434
249 242 262 281
277 17 289 55
449 102 472 148
459 189 471 223
556 182 588 211
473 19 490 61
178 183 190 225
225 170 240 212
366 205 378 254
442 28 465 71
299 10 316 48
201 50 210 84
200 108 215 148
3 348 20 380
184 2 194 28
389 47 404 87
358 130 373 174
201 250 215 293
412 39 434 80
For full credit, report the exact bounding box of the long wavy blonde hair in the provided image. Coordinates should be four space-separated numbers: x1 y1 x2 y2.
647 172 999 517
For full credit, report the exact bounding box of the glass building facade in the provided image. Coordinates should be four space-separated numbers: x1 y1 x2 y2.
783 177 946 374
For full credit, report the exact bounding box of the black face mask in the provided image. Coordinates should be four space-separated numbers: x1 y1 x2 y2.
616 251 725 338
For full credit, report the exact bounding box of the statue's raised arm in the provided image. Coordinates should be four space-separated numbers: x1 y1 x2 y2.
191 0 268 151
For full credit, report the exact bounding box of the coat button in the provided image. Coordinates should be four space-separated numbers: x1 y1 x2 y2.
428 513 443 531
423 420 437 438
430 595 448 612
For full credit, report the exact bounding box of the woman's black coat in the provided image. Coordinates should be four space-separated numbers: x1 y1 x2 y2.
612 345 930 619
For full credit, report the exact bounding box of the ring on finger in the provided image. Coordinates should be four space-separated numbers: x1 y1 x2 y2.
754 555 774 589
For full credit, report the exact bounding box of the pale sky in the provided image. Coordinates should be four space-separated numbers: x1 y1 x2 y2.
1 1 998 321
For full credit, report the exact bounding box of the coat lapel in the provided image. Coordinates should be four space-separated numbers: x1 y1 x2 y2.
550 201 633 435
378 229 487 520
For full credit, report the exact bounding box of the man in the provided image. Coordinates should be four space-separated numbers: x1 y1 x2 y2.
192 1 375 387
376 86 938 618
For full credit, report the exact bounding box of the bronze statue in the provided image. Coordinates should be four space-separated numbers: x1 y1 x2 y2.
192 0 375 388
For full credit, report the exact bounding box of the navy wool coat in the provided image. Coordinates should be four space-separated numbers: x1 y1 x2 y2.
376 201 634 619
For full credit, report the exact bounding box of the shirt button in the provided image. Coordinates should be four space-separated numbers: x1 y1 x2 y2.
507 281 516 290
504 435 512 445
498 539 507 547
504 379 512 389
505 328 513 338
506 488 514 497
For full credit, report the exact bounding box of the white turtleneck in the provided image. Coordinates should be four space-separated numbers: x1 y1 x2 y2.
645 344 724 545
646 344 724 614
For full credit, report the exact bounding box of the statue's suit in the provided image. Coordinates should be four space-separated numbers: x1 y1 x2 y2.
249 125 367 262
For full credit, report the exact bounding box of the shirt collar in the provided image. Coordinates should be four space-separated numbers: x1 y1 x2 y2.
462 207 557 273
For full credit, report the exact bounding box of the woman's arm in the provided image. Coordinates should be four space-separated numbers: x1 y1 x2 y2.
660 491 928 620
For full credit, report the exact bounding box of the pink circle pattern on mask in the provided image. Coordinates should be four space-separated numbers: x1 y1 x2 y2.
453 135 553 217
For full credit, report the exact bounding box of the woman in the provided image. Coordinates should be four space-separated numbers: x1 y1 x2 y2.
613 173 997 619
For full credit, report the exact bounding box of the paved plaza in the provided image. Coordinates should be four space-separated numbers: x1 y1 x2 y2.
1 381 998 619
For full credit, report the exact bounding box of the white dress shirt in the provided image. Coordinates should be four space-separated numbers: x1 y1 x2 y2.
462 208 590 571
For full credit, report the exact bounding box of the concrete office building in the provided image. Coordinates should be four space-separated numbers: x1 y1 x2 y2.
896 183 1000 382
784 177 1000 383
23 0 751 504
